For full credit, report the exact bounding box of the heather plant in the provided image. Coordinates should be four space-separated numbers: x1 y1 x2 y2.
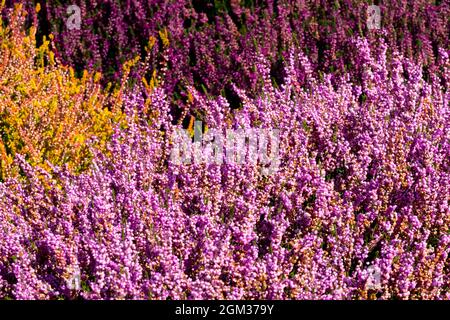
3 1 448 98
0 3 124 180
0 41 448 299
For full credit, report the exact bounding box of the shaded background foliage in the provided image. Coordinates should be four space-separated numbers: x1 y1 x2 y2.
3 0 449 95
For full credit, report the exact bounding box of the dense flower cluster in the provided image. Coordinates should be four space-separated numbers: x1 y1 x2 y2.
4 0 448 93
0 2 449 300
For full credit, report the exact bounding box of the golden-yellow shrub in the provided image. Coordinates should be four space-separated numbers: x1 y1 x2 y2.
0 4 123 180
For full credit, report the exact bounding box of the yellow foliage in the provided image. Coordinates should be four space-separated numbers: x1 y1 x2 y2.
158 28 170 48
0 5 124 180
146 36 157 52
